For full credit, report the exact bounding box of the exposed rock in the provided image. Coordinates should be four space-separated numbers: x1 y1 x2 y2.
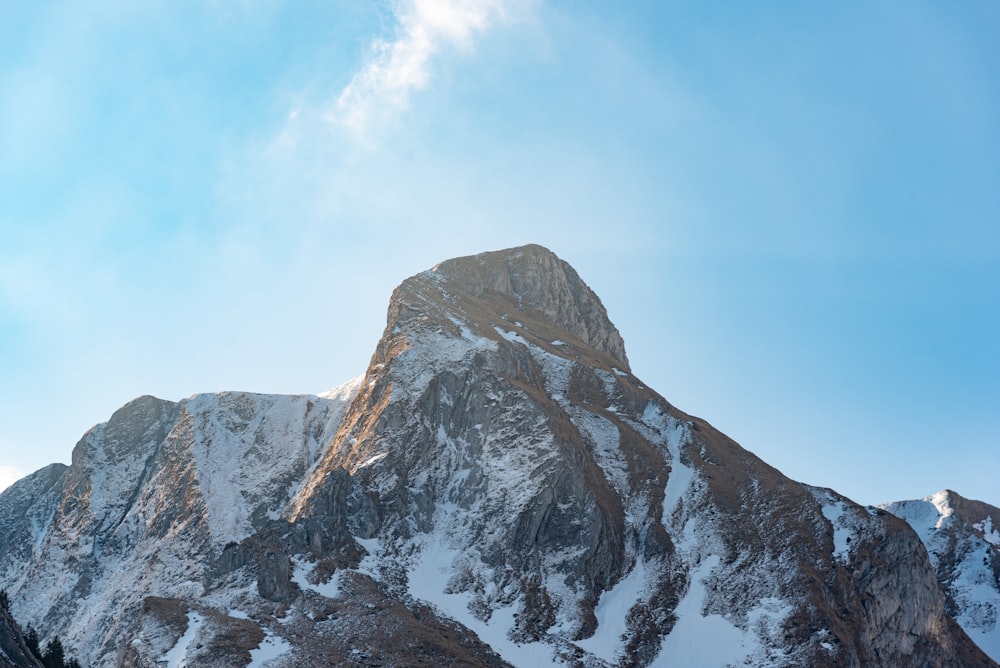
0 244 994 667
883 490 1000 663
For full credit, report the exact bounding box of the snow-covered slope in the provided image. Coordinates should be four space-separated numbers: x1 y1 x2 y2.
882 491 1000 662
0 244 994 667
0 381 360 666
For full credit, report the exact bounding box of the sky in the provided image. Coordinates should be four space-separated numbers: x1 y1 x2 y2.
1 0 997 507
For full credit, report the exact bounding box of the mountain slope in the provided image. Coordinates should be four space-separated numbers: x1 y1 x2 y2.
0 604 42 668
0 384 360 666
0 244 994 667
882 491 1000 662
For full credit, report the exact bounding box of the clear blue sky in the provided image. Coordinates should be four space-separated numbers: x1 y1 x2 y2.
1 1 997 507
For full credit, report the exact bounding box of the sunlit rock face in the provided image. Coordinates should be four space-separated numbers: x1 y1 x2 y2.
0 245 995 667
883 490 1000 663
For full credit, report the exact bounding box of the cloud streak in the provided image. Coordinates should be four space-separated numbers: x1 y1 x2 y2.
331 0 522 135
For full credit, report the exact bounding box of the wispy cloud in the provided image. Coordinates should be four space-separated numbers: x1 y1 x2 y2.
330 0 525 135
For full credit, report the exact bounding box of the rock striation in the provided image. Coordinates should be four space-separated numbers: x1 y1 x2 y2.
0 244 996 667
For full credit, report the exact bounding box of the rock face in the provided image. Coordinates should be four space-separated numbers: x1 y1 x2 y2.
0 604 42 668
0 244 996 667
882 491 1000 662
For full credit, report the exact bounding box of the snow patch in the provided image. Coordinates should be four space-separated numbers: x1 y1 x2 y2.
975 517 1000 547
653 556 753 667
821 501 853 561
407 533 562 667
248 628 292 667
493 325 529 346
357 452 388 469
161 611 203 668
291 556 342 599
575 558 652 662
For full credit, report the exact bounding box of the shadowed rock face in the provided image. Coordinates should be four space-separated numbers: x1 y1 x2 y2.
0 604 42 668
0 244 996 667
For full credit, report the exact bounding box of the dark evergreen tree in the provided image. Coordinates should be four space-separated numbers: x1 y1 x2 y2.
0 588 9 611
25 626 41 659
42 635 65 668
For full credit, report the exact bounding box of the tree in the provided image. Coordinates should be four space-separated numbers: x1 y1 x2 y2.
42 635 65 668
0 589 9 611
25 626 41 659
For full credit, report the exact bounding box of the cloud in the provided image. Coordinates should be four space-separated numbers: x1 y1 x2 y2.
330 0 524 135
0 465 24 493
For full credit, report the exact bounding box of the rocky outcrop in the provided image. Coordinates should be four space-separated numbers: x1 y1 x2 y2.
883 491 1000 662
0 244 995 667
424 244 629 368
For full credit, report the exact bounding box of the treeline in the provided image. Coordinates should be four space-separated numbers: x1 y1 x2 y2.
1 589 83 668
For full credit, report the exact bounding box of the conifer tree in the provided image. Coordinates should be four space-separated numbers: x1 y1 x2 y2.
25 626 41 659
42 635 65 668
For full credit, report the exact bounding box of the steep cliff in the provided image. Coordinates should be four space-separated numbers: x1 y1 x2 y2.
883 490 1000 662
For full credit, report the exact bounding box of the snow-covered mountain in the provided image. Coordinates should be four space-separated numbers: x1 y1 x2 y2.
0 244 995 667
882 490 1000 663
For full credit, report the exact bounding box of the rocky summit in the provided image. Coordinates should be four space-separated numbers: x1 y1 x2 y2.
882 490 1000 661
0 244 997 667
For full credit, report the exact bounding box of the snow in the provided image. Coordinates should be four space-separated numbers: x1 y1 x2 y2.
185 388 360 545
975 517 1000 547
575 558 651 662
357 452 388 469
646 402 693 523
653 556 754 667
161 611 203 668
407 531 563 667
318 375 364 402
353 536 382 579
493 325 529 346
291 556 342 599
882 493 1000 663
821 501 852 561
392 319 497 394
248 628 292 667
567 406 626 494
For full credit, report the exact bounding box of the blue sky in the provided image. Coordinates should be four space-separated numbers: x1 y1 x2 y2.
1 0 997 507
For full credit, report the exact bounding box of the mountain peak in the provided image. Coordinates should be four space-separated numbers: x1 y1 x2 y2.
388 244 629 369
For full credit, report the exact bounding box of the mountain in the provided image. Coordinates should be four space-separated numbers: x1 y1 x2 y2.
0 244 995 667
882 491 1000 662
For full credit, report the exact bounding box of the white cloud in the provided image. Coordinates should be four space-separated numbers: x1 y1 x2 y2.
330 0 526 135
0 465 24 493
